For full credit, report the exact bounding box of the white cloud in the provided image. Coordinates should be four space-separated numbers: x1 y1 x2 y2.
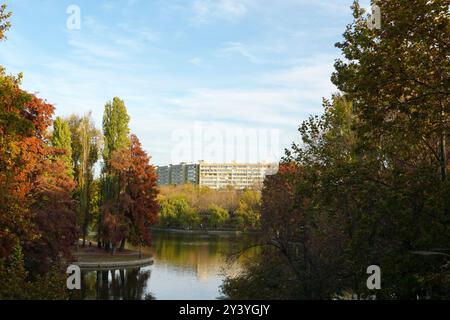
189 57 203 66
191 0 250 23
65 17 160 61
67 37 124 59
261 55 336 91
221 41 262 64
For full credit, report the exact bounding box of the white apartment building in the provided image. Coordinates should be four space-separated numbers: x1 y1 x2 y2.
198 161 278 190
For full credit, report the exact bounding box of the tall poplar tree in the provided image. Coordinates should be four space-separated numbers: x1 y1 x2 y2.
99 97 130 249
102 97 131 165
51 117 73 176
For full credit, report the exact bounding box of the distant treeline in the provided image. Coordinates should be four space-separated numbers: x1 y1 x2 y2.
157 185 261 231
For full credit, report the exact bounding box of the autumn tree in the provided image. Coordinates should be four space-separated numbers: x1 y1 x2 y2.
105 134 159 251
24 148 78 275
0 69 77 296
0 5 78 298
0 70 36 259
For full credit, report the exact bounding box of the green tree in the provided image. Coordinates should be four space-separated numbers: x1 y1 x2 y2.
102 97 130 164
330 0 450 297
0 244 69 300
234 190 261 231
208 204 229 229
100 97 130 249
225 1 450 300
0 4 11 41
159 196 200 229
51 116 73 176
78 114 101 247
332 0 449 182
66 113 101 247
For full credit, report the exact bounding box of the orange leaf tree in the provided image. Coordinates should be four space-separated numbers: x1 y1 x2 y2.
104 134 159 250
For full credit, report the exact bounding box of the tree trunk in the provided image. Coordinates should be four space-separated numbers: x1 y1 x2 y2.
440 132 447 182
119 238 127 251
97 215 102 249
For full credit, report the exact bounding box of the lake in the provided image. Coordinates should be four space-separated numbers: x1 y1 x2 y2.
75 231 258 300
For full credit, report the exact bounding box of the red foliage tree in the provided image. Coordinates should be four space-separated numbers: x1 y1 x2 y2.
24 152 78 274
261 162 304 240
104 134 159 250
0 76 53 258
0 75 77 271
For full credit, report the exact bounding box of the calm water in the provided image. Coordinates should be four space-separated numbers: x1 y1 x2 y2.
75 232 257 300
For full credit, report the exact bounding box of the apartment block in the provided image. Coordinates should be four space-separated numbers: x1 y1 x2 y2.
170 163 187 185
186 164 200 185
198 161 278 190
156 165 171 185
157 161 277 190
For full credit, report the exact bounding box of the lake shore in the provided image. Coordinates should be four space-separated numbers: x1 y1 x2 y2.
71 245 153 270
151 227 262 236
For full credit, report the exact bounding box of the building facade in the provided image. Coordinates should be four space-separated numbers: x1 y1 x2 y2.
156 165 171 186
157 163 200 186
157 161 277 190
170 163 187 185
186 164 200 185
198 161 277 190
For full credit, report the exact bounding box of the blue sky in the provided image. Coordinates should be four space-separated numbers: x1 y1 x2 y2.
1 0 371 165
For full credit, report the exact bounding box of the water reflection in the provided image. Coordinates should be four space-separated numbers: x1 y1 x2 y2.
74 232 258 300
75 268 154 300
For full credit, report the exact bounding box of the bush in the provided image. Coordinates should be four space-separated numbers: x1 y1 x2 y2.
159 196 200 229
158 186 263 231
233 190 261 230
0 245 69 300
207 204 229 229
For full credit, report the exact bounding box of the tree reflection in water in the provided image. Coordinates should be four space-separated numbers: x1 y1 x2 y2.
79 268 154 300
